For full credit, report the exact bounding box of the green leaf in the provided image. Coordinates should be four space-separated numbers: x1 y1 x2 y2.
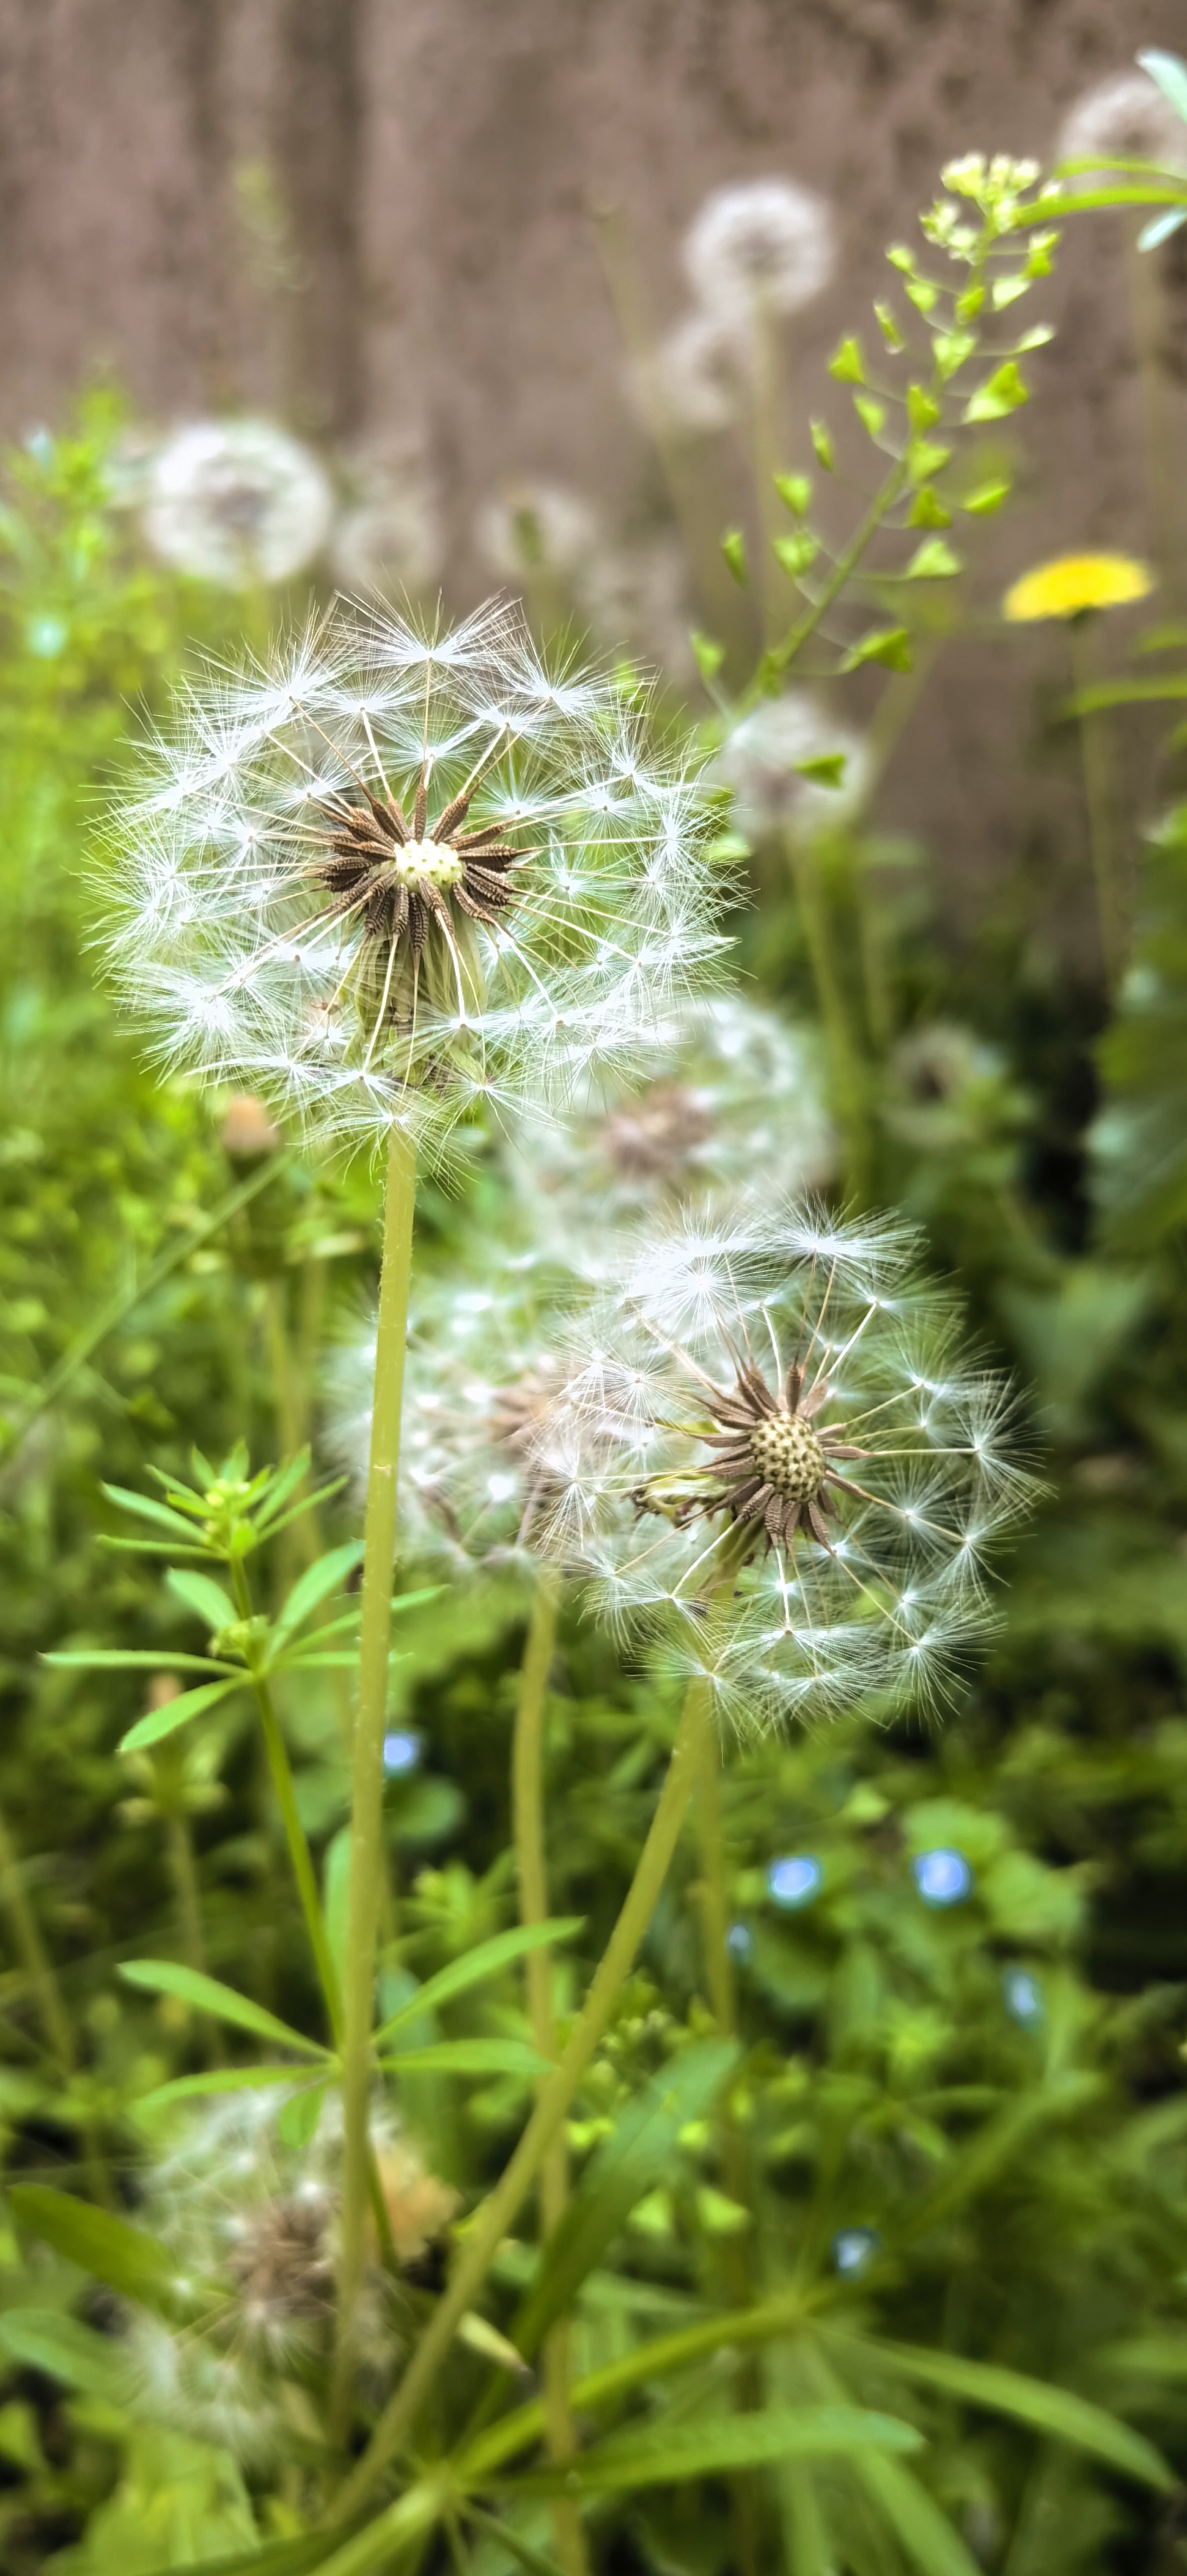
721 530 747 584
372 1918 585 2047
906 438 952 487
101 1484 205 1540
961 478 1012 516
772 533 820 579
133 2065 306 2118
932 329 977 381
1137 47 1187 126
8 2185 192 2315
514 2039 737 2358
853 394 885 438
907 384 941 431
691 630 726 682
840 626 914 674
879 2343 1173 2490
873 301 905 350
829 335 866 386
378 2038 550 2078
964 361 1029 423
810 419 835 470
118 1677 242 1753
775 472 812 515
856 2455 979 2576
513 2406 921 2496
904 538 963 579
905 277 939 314
907 488 952 529
1139 207 1187 249
277 2082 329 2147
793 753 847 789
0 2309 136 2402
118 1959 330 2057
991 274 1029 309
165 1568 236 1629
44 1650 228 1672
273 1541 365 1641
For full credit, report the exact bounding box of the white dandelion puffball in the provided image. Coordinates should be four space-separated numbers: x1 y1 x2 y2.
531 1196 1035 1731
100 597 726 1165
1056 69 1187 180
684 178 837 321
511 991 835 1221
639 309 751 435
717 693 870 843
331 433 444 597
578 537 695 681
143 419 334 588
330 1243 592 1576
475 481 600 582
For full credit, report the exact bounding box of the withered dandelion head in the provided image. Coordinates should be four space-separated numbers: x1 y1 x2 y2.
1003 552 1154 623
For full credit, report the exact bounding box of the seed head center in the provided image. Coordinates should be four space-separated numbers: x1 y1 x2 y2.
391 838 465 896
748 1411 827 1504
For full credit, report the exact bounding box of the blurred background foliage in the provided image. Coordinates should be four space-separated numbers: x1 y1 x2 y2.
3 100 1187 2576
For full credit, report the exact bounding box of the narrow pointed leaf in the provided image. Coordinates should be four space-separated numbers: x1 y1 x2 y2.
380 2038 550 2079
45 1651 230 1673
8 2184 196 2314
166 1567 236 1629
1137 48 1187 125
118 1959 330 2057
0 2309 138 2402
134 2065 309 2116
856 2455 980 2576
878 2341 1173 2490
373 1918 585 2048
514 2039 737 2357
101 1484 206 1539
511 2405 920 2496
118 1677 242 1752
274 1541 365 1640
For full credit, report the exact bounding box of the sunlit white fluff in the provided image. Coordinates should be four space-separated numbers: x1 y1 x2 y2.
143 419 334 588
99 598 727 1165
528 1195 1035 1730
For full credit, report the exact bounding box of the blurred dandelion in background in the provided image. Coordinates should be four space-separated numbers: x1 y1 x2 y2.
1002 552 1153 621
641 309 752 436
716 692 869 843
475 481 600 585
142 419 334 587
1056 67 1187 180
683 177 837 321
533 1196 1036 1729
330 432 444 600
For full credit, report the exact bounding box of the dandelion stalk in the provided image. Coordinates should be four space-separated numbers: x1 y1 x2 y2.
511 1569 590 2576
1068 614 1122 987
229 1556 343 2041
782 823 868 1192
0 1796 75 2074
334 1120 417 2418
331 1678 705 2518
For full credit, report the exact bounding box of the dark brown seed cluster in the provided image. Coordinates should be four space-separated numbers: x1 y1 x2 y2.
698 1357 866 1548
316 763 527 1001
224 2194 334 2329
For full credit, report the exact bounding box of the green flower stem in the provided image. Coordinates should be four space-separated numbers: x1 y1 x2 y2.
230 1558 345 2045
1068 616 1122 988
691 1694 758 2576
760 460 907 691
330 1677 707 2521
511 1570 590 2576
334 1121 417 2414
0 1797 75 2072
782 824 868 1195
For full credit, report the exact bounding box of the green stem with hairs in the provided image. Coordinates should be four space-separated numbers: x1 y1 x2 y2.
334 1121 417 2419
329 1677 707 2521
511 1571 590 2576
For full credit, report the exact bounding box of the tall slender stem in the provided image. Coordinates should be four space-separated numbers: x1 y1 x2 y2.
691 1702 758 2576
331 1677 706 2521
511 1572 590 2576
0 1797 75 2072
1068 617 1122 988
783 824 868 1195
230 1559 344 2042
334 1121 417 2414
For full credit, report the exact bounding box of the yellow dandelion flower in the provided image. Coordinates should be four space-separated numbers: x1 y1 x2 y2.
1002 552 1154 622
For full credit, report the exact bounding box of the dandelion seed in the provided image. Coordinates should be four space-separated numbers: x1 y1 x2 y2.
475 482 600 583
143 419 334 587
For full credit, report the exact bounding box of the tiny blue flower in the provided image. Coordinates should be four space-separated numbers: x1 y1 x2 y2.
726 1921 753 1963
911 1846 972 1907
832 2226 878 2277
382 1728 421 1779
1003 1967 1043 2024
766 1853 822 1909
26 615 67 660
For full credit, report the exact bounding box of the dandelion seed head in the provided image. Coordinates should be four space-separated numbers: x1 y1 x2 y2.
717 694 869 843
1056 70 1187 180
143 419 334 587
683 177 837 319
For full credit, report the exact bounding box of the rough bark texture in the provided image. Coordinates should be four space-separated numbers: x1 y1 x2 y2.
1 0 1184 928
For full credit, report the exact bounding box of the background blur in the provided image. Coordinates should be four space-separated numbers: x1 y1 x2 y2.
3 0 1186 911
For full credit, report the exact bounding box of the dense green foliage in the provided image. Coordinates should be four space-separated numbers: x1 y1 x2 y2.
3 130 1187 2576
